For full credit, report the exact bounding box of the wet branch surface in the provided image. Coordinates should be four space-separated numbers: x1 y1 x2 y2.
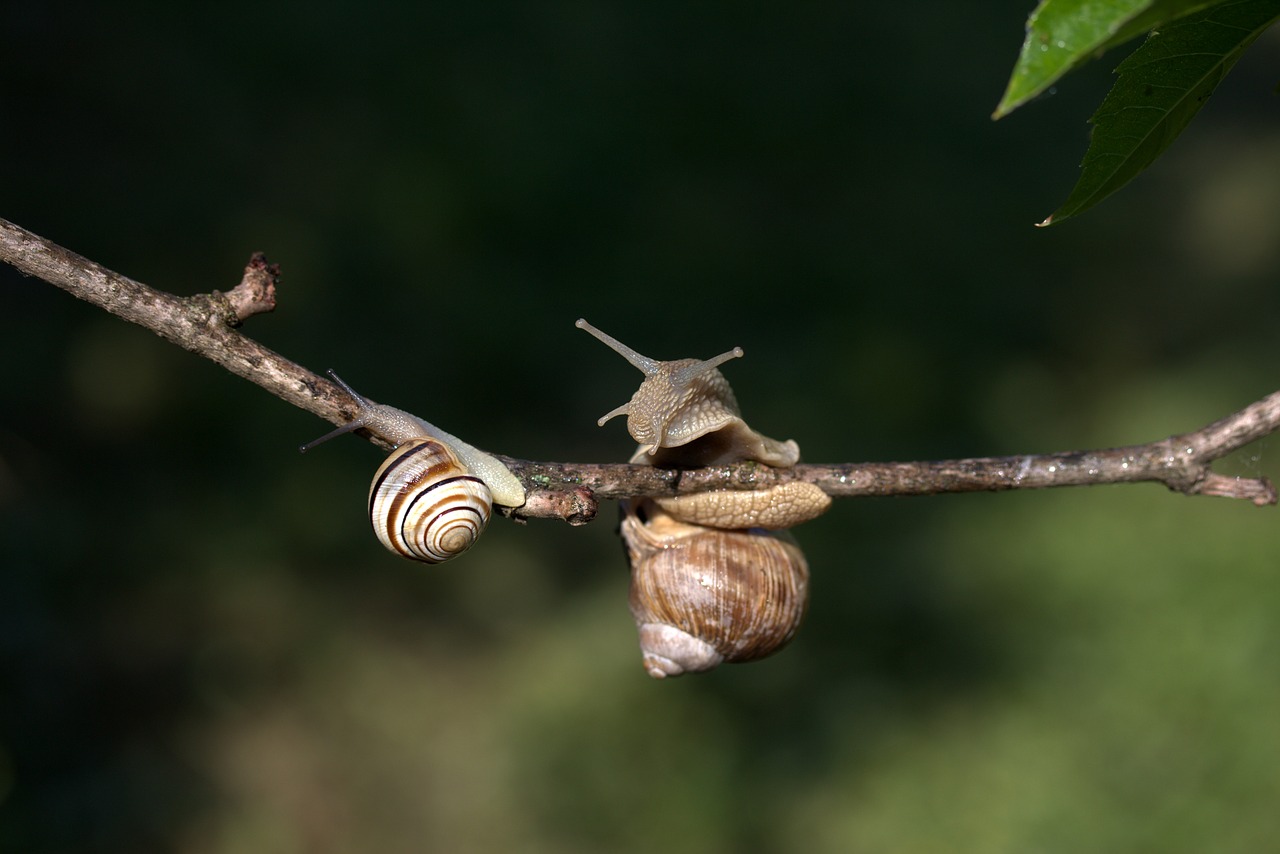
4 216 1276 525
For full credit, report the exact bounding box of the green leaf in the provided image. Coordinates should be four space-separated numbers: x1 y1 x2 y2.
1041 0 1280 225
994 0 1227 119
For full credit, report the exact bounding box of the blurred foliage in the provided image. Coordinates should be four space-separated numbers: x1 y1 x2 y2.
3 2 1280 852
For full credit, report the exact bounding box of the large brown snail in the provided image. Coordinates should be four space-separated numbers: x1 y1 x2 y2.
577 319 829 678
301 371 525 564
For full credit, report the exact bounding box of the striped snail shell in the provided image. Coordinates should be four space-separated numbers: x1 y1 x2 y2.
369 438 493 563
577 320 829 678
301 371 525 564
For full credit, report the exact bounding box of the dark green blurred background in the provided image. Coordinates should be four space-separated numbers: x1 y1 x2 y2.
3 3 1280 851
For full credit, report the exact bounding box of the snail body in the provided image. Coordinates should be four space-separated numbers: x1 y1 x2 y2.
575 318 799 468
651 480 831 531
302 371 525 564
577 319 828 678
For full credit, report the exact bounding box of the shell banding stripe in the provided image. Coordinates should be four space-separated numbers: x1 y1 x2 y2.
368 439 493 563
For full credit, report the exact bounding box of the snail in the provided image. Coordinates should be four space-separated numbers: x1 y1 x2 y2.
301 371 525 564
577 319 829 678
575 319 800 469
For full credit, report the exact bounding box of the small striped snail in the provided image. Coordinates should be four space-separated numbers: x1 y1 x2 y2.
301 372 525 564
577 319 830 678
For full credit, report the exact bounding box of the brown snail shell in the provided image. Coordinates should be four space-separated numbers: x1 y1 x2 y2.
622 499 810 678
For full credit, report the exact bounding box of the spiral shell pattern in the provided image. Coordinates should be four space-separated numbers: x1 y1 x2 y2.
368 438 492 563
622 499 809 677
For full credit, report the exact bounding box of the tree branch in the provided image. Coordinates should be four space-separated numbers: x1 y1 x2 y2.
4 216 1276 526
0 217 364 431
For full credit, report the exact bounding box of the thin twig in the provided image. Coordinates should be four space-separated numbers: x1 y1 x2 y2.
1 217 362 432
221 252 279 323
3 216 1276 525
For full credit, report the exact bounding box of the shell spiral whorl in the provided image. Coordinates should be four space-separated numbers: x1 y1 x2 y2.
369 438 493 563
623 499 810 677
